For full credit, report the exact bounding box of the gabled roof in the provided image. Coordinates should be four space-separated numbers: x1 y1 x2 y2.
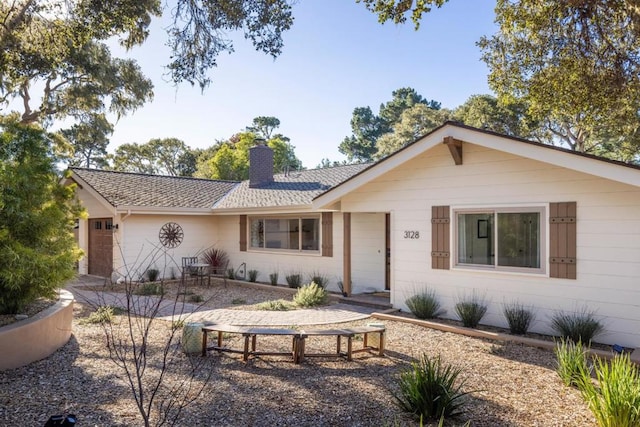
213 163 371 211
70 168 238 210
312 121 640 209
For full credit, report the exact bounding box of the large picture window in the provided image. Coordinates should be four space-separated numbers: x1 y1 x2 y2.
455 207 544 272
250 216 320 252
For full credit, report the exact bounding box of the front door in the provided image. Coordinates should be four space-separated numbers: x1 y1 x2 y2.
88 218 114 277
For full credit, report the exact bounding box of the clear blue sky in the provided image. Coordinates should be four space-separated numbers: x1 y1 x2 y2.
108 0 497 169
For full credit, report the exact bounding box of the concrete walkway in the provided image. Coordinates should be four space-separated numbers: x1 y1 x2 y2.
67 276 377 326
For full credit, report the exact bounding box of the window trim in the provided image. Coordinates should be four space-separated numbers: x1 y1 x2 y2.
248 214 322 254
453 205 547 274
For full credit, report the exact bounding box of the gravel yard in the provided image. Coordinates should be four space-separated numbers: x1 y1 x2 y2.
0 281 596 426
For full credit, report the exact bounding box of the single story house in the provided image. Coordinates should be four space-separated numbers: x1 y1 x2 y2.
67 122 640 349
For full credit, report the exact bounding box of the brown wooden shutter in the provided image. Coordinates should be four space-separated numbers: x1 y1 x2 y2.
549 202 576 279
239 215 247 252
321 212 333 257
431 206 450 270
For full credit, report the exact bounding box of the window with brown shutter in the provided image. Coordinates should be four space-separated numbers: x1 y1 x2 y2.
239 215 247 252
549 202 576 279
431 206 450 270
321 212 333 257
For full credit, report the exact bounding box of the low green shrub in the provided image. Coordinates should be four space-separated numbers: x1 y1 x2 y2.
227 267 236 280
550 306 604 344
146 268 160 282
579 354 640 427
393 353 469 421
134 282 165 296
293 282 328 307
188 294 204 303
82 305 117 324
405 289 444 319
555 338 590 388
269 272 279 286
503 301 536 335
454 294 487 328
257 299 294 311
172 319 185 331
286 273 302 288
231 298 246 305
248 269 259 282
308 271 329 288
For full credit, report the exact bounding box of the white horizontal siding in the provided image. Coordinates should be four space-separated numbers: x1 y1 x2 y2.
341 142 640 348
116 215 218 281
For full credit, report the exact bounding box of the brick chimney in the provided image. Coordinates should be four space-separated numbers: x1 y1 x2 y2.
249 139 274 188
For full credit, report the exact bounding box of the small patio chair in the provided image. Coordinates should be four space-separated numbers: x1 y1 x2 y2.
181 256 198 284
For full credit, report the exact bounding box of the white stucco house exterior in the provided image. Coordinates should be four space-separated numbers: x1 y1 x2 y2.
67 122 640 350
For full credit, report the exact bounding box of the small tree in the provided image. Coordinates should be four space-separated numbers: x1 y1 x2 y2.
92 244 214 426
0 118 82 314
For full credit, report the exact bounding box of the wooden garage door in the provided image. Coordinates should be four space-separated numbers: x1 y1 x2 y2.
88 218 114 277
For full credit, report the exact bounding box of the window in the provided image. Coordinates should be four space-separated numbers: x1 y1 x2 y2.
455 207 544 272
249 216 320 252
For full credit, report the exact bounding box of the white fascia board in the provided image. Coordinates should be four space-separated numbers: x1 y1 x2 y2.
447 126 640 187
114 206 213 215
211 204 315 216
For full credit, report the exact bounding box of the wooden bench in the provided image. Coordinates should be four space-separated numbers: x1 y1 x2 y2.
201 324 301 363
343 325 386 357
297 329 355 362
201 324 386 364
297 325 386 362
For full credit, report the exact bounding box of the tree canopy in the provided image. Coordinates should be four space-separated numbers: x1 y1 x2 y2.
110 138 195 176
479 0 640 159
340 87 442 162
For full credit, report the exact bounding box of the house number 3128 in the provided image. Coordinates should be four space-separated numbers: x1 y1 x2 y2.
404 231 420 239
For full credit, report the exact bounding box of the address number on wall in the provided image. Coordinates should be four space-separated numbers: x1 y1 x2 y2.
403 231 420 239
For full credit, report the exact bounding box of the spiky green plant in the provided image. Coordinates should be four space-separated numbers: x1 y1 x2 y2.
503 301 536 335
550 306 604 344
393 354 469 421
579 354 640 427
454 294 487 328
146 268 160 282
286 273 302 288
269 272 279 286
555 338 590 388
308 271 329 288
248 269 259 282
293 282 328 307
406 289 444 319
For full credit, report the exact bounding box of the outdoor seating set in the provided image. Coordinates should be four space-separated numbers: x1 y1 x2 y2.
181 257 225 286
201 323 386 364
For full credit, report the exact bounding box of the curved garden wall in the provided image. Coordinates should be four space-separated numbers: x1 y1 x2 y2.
0 290 74 371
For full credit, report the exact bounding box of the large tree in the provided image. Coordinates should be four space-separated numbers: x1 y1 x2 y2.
375 104 451 159
63 113 113 168
110 138 196 176
196 131 301 180
479 0 640 158
453 94 542 142
340 87 441 162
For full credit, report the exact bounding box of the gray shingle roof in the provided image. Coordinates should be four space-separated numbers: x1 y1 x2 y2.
213 163 371 209
70 168 239 209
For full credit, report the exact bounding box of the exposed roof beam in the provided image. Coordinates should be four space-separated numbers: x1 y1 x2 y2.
444 136 463 165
